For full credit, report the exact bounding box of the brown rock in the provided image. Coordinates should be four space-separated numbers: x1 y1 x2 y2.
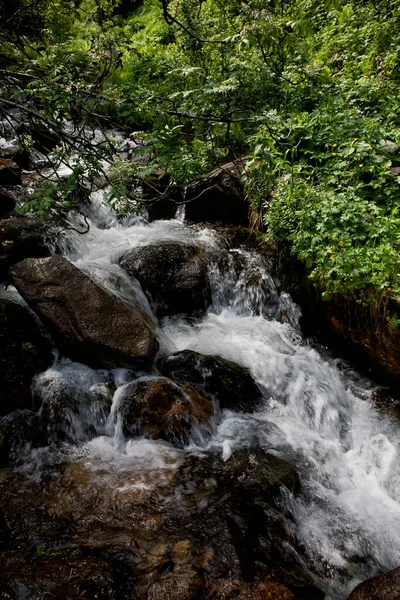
0 549 117 599
10 256 159 370
326 292 400 383
117 377 214 445
0 448 324 600
206 579 295 599
223 447 301 503
346 567 400 600
265 244 400 386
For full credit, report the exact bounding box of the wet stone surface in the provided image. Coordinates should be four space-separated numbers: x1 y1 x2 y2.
157 349 263 413
115 377 214 446
0 299 53 416
0 444 323 600
119 241 212 318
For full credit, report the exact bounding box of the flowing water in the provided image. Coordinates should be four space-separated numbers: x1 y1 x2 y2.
6 190 400 599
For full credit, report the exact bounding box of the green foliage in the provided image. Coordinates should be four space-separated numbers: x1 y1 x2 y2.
17 152 104 221
21 341 36 354
240 1 400 299
2 0 400 302
387 312 400 330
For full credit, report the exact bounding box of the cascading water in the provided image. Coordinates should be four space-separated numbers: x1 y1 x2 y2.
6 188 400 599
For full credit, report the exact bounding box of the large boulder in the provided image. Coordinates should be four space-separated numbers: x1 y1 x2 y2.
184 161 249 226
346 568 400 600
119 241 211 317
10 256 159 370
0 298 53 415
116 377 214 445
158 349 263 412
0 216 50 281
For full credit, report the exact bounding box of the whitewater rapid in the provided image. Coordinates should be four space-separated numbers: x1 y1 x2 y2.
13 190 400 599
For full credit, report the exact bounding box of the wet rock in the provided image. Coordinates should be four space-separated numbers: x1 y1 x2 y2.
0 189 16 218
116 377 214 445
0 216 50 281
205 579 295 599
169 452 321 599
33 363 114 443
0 410 42 464
0 508 10 549
146 575 202 600
346 567 400 600
0 159 21 186
158 349 263 412
326 292 400 385
0 446 323 600
214 225 264 251
0 299 53 415
223 447 301 505
10 256 159 370
119 241 211 317
371 387 400 420
0 143 30 169
0 549 118 600
184 160 249 226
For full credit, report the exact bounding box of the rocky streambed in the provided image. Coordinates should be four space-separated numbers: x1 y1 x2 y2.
1 136 400 599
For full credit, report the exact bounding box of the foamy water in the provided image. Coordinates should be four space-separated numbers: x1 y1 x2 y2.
7 189 400 599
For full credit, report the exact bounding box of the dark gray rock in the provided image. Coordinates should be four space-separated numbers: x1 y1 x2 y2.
158 349 263 412
0 298 53 416
184 160 249 226
119 241 211 317
223 447 301 504
0 188 16 218
10 256 159 370
0 216 50 281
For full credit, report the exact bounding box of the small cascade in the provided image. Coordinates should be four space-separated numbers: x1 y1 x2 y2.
4 191 400 600
175 186 186 221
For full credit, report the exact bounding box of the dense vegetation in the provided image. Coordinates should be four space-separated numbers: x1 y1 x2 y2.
1 0 400 300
